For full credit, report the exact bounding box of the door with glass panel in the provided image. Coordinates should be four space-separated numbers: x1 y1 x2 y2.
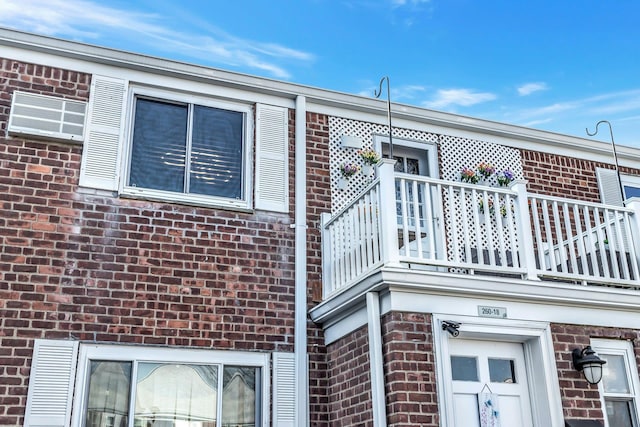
381 142 441 260
449 339 534 427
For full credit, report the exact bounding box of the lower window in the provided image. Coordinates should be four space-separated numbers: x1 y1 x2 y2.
592 339 640 427
74 345 267 427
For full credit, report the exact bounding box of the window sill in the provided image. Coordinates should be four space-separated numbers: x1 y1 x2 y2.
120 187 253 213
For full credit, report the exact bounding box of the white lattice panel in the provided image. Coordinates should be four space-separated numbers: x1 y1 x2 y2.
329 117 437 214
439 135 523 264
328 116 524 267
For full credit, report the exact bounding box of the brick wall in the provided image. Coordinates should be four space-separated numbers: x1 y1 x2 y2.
552 323 640 422
521 149 640 202
305 111 332 425
326 325 373 426
382 312 439 427
0 59 296 424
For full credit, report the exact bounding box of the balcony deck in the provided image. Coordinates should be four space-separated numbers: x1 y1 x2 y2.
321 161 640 301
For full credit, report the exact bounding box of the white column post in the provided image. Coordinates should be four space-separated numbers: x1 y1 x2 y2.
377 159 400 266
367 292 388 427
511 180 539 281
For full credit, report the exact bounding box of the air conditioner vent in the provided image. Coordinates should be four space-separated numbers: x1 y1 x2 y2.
8 91 87 142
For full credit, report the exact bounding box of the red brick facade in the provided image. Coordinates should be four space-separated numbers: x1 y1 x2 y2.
326 325 373 426
382 312 439 427
0 59 297 424
305 111 332 426
3 54 640 427
521 149 640 202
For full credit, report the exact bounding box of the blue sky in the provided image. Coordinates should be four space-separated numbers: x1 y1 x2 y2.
1 0 639 147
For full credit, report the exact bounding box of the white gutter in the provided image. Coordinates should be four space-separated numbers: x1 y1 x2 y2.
294 95 309 426
366 292 387 426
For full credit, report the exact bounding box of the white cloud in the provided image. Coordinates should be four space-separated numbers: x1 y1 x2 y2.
424 89 497 109
0 0 314 79
517 82 548 96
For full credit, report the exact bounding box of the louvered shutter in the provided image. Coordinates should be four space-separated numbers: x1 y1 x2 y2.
596 167 631 250
272 352 295 427
79 76 127 190
255 104 289 212
596 167 624 206
24 339 79 427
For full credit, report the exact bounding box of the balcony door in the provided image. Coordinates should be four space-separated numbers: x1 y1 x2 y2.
374 136 440 259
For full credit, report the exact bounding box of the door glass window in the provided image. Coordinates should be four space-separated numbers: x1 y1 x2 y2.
488 358 516 383
451 356 479 381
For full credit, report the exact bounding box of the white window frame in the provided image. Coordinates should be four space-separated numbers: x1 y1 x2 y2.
70 344 270 427
372 134 439 178
120 86 254 210
591 338 640 427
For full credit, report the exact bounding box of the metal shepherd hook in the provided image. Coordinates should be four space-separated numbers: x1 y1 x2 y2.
374 76 394 159
586 120 624 205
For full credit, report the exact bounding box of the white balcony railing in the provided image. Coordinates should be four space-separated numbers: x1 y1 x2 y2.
321 161 640 298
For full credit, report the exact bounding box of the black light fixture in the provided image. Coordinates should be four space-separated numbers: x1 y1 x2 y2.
572 346 607 385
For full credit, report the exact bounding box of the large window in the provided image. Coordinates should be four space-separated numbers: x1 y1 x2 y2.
592 339 640 427
123 91 251 209
73 345 268 427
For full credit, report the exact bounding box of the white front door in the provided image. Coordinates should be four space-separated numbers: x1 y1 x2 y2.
449 339 534 427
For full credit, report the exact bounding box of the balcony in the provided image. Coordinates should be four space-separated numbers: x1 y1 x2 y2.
320 161 640 301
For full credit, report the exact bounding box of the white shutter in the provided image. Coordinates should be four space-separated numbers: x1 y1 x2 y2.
272 352 295 427
255 104 289 213
596 167 624 206
24 339 79 427
79 75 127 191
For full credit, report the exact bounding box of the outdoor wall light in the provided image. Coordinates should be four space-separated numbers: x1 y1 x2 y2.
572 346 607 385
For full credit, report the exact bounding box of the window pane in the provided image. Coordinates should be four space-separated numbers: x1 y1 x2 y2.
222 366 258 427
129 98 188 193
451 356 479 381
406 157 420 175
605 399 635 427
135 363 218 426
190 105 244 199
85 361 131 427
624 186 640 199
488 358 516 383
603 354 631 394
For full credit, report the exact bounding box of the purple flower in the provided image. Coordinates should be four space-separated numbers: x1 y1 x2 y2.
497 169 514 186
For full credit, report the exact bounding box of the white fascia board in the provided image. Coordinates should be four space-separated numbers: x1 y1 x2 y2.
3 27 640 167
313 267 640 336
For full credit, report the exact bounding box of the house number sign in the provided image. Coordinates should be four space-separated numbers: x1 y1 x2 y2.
478 306 507 318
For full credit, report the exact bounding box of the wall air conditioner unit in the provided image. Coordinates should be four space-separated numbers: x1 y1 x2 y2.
8 91 87 142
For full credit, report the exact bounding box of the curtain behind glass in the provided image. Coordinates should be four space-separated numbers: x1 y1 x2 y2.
221 367 257 427
190 106 243 199
135 363 218 426
129 98 188 193
85 361 132 427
